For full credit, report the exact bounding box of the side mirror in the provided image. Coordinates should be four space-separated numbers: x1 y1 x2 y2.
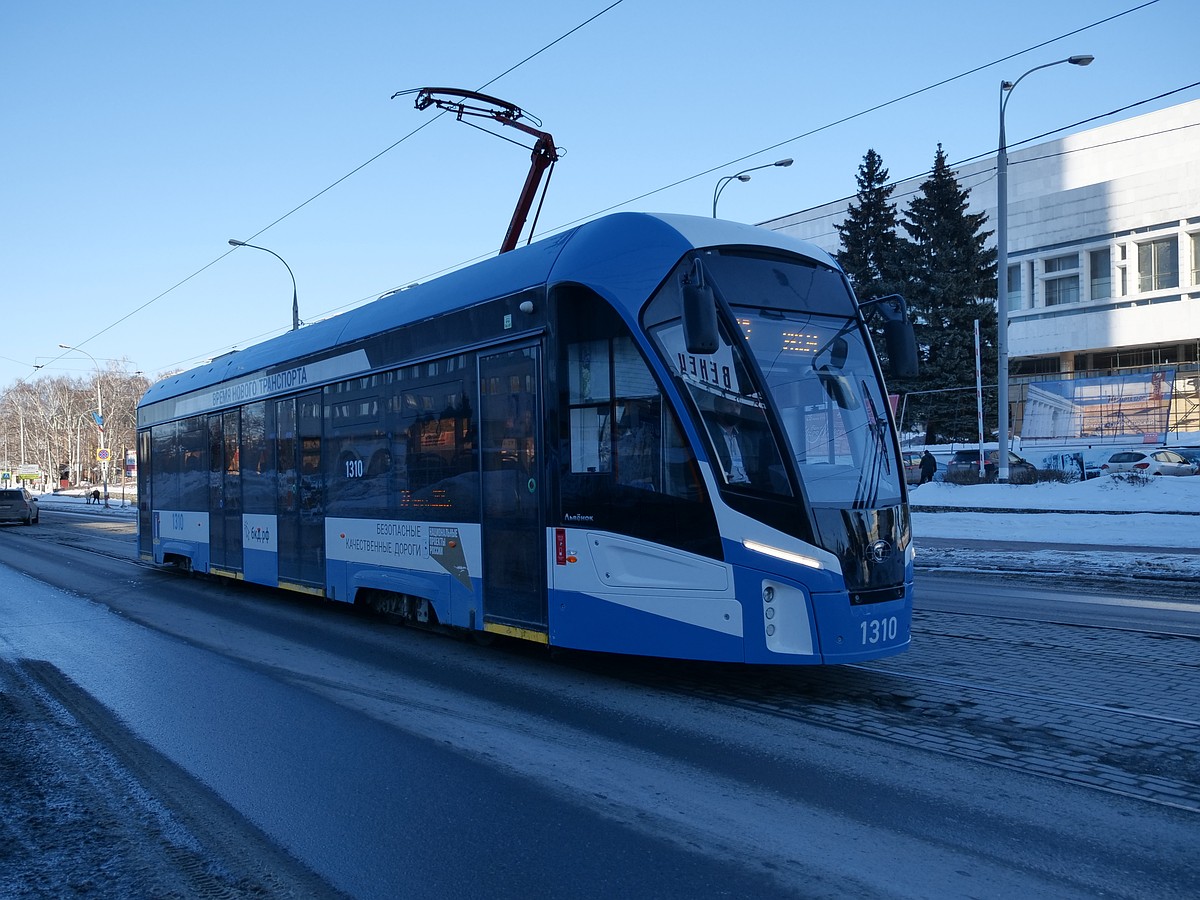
861 293 919 379
883 320 918 379
682 261 719 354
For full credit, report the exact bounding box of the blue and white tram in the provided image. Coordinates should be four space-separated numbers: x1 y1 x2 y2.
137 213 916 664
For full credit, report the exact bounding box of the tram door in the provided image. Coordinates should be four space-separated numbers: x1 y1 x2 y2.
479 346 546 631
207 409 242 574
276 392 325 590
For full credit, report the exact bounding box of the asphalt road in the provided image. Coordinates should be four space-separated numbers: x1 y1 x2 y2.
917 568 1200 634
0 509 1196 899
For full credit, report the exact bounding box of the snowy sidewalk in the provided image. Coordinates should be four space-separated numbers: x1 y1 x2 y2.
34 491 138 517
911 477 1200 583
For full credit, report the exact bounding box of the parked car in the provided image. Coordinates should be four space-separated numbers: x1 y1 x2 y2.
945 449 1038 484
1099 449 1196 477
1169 447 1200 472
901 453 923 486
0 488 39 525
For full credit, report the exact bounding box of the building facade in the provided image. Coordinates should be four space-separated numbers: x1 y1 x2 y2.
763 98 1200 449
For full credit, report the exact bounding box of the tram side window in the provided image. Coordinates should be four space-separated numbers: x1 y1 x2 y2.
394 370 477 520
150 421 179 510
222 409 241 510
138 429 152 554
566 333 691 496
566 338 612 474
276 398 297 514
299 393 323 517
241 401 274 513
325 373 391 518
149 416 206 511
323 361 477 522
557 288 719 558
566 337 666 487
178 416 207 509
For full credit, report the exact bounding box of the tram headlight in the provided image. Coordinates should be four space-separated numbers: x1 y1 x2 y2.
743 539 823 570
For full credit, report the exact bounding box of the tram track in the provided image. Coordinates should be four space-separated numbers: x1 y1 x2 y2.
919 608 1198 641
574 614 1200 814
628 671 1199 814
10 512 1199 813
850 663 1200 728
0 510 165 577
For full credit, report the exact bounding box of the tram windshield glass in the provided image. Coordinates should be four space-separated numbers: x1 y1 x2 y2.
647 251 903 509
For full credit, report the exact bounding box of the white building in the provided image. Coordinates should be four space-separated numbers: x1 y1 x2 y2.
763 98 1200 448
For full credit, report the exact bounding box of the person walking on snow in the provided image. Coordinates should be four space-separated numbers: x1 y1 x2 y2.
919 450 937 485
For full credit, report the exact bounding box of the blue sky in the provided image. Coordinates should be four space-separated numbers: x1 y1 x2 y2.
2 0 1196 390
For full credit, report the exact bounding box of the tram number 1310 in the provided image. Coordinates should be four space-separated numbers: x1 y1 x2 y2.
861 616 899 646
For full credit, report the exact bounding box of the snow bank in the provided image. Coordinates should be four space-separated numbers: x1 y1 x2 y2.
911 475 1200 514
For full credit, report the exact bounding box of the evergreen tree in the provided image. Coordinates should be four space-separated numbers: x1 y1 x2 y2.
899 144 997 444
835 148 904 301
835 149 908 375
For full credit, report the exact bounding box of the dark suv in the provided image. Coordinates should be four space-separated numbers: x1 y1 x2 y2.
945 450 1037 484
0 488 39 525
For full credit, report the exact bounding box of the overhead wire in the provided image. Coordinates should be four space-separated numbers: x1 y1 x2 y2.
299 3 1188 339
535 0 1167 235
766 80 1200 244
40 1 628 380
33 0 1176 380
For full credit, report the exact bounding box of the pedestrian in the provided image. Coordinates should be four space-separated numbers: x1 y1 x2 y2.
919 450 937 485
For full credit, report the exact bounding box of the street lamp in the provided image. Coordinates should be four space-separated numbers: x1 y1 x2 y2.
712 158 793 218
58 343 108 505
995 54 1093 482
228 239 300 331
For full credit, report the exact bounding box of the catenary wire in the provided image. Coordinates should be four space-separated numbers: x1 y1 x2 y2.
36 1 628 382
298 81 1200 340
530 0 1168 235
37 0 1174 379
768 83 1200 244
303 2 1185 323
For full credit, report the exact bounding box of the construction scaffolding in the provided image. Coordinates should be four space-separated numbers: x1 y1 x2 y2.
897 362 1200 447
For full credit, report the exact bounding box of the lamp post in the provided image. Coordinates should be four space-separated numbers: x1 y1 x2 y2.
228 239 300 331
712 158 793 218
58 343 108 505
995 54 1093 482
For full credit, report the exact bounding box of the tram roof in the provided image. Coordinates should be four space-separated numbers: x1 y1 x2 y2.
140 212 835 410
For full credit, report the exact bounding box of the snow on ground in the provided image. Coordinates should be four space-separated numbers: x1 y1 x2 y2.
910 476 1200 583
35 490 138 516
911 474 1199 513
912 476 1199 545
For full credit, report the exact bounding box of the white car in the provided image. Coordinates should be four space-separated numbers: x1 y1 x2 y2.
1099 449 1196 477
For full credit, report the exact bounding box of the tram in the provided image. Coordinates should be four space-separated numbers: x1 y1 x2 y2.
137 213 917 664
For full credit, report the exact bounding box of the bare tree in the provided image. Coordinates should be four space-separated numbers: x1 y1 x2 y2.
0 363 153 489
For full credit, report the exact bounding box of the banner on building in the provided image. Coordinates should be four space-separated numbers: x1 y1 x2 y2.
1022 369 1175 440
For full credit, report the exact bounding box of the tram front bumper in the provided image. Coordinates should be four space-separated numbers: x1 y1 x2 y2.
809 589 912 663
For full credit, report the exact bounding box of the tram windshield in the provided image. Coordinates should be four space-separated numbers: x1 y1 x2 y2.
647 251 903 509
